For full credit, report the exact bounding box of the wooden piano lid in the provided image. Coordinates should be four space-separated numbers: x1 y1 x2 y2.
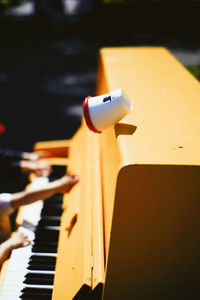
97 47 200 299
98 47 200 167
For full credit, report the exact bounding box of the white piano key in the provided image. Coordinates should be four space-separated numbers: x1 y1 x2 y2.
21 176 49 228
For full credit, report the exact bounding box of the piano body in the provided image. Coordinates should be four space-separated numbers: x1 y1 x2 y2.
0 47 200 299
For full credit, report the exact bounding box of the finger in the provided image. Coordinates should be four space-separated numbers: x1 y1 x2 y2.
22 240 31 247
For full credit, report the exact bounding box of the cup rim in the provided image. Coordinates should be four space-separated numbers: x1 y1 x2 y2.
82 96 101 133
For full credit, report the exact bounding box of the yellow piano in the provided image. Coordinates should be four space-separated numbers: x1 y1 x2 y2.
0 47 200 299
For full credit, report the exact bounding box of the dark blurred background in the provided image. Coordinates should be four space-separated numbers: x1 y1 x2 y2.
0 0 200 151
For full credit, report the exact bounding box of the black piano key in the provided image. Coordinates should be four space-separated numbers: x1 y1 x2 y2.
28 262 55 269
20 294 52 299
45 194 63 204
36 224 60 229
33 239 58 246
27 264 55 271
35 227 59 235
28 263 56 270
32 246 57 253
28 257 56 263
34 232 59 241
20 287 52 295
49 165 67 181
25 273 54 280
35 226 60 233
41 207 63 217
41 209 62 216
33 236 58 242
43 201 63 208
38 217 61 227
44 201 62 208
33 239 58 245
35 229 59 236
20 296 52 300
33 238 59 246
28 259 56 266
29 255 56 264
23 278 54 285
23 274 54 285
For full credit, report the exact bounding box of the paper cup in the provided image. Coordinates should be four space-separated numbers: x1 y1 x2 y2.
83 88 132 133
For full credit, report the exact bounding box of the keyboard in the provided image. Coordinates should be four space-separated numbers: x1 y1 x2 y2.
0 172 65 300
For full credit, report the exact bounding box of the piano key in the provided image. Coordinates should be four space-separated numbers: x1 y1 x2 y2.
38 217 61 227
35 225 60 232
29 255 56 263
41 208 63 217
38 216 60 226
0 239 56 297
27 264 56 271
42 201 63 208
23 273 54 285
35 226 59 237
25 273 54 279
44 194 63 204
20 296 52 300
33 240 58 246
20 287 53 298
32 247 58 253
33 239 59 246
48 165 67 181
23 278 54 285
18 177 49 229
28 259 56 266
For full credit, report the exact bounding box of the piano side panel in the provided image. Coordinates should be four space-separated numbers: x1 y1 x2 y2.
100 127 121 263
90 129 104 290
103 164 200 299
53 125 93 299
96 55 122 266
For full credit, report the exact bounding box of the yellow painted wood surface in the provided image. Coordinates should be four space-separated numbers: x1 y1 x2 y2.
99 47 200 166
34 139 71 157
96 47 200 299
52 121 104 299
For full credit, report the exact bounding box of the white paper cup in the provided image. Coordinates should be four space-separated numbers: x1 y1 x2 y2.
82 88 132 133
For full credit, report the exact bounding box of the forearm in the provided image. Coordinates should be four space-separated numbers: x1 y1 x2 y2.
0 240 12 268
0 232 31 268
0 147 23 161
10 181 60 209
8 175 78 209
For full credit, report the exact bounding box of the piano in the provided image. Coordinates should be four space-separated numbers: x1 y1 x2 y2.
0 47 200 299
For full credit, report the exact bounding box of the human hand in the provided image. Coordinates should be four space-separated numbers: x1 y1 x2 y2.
33 150 53 159
53 174 79 194
7 231 32 250
21 152 39 161
22 151 52 161
20 160 52 176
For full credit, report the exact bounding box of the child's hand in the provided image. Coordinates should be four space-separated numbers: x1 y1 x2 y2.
55 174 79 194
20 160 52 177
7 231 32 249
